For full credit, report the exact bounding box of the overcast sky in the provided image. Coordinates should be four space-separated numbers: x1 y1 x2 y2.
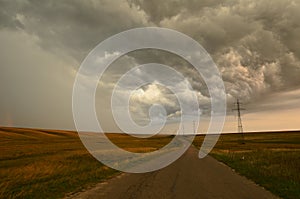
0 0 300 133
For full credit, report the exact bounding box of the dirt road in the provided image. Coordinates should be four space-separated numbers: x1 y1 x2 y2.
67 147 278 199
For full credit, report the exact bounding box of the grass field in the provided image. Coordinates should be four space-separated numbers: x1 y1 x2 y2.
0 127 172 198
193 131 300 199
0 127 121 199
1 127 299 199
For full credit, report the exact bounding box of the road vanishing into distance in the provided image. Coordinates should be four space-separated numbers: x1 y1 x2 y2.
67 147 278 199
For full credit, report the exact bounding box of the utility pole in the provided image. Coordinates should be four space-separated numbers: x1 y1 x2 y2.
233 99 245 144
193 120 196 135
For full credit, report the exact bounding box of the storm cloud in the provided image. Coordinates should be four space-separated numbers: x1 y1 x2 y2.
0 0 299 131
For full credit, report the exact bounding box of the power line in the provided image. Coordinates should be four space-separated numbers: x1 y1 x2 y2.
232 99 245 144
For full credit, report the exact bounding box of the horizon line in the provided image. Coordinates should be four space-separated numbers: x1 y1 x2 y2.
0 126 299 135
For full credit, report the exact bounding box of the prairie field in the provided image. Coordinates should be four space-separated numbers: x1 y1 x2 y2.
0 127 119 199
0 127 172 198
193 131 300 199
1 127 299 199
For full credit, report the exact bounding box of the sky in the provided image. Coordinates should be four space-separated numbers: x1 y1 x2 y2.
0 0 300 133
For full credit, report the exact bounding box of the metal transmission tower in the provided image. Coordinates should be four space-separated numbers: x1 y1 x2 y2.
233 99 245 144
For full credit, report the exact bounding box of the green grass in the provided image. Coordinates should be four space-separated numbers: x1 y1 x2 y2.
193 132 300 199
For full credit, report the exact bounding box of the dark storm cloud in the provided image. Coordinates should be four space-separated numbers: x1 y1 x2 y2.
132 0 300 104
1 0 299 95
0 0 149 61
1 0 300 129
128 0 225 24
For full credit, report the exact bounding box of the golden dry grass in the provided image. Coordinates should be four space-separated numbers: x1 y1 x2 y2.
2 127 299 199
0 128 173 198
0 127 118 199
106 133 173 153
